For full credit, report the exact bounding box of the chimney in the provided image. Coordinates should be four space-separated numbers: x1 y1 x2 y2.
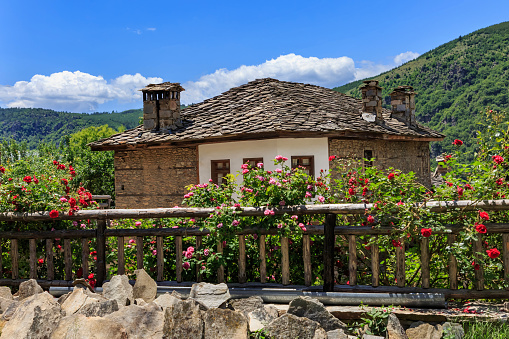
141 82 185 131
360 80 383 123
390 86 416 126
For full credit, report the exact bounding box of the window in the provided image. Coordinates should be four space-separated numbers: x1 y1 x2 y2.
291 156 314 177
243 157 264 169
211 160 230 185
364 150 374 168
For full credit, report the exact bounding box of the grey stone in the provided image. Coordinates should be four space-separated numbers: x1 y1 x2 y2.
133 269 158 303
153 293 181 311
362 335 384 339
203 308 248 339
51 314 128 339
287 296 346 332
103 275 133 307
0 298 18 320
229 296 264 316
442 322 465 339
61 287 96 316
84 289 108 301
406 321 442 339
247 306 278 332
0 292 64 339
164 299 204 339
189 282 231 309
327 329 349 338
57 292 70 305
265 313 327 339
134 298 148 306
17 279 43 300
387 313 408 339
106 303 164 339
0 287 12 300
170 290 183 299
77 299 119 317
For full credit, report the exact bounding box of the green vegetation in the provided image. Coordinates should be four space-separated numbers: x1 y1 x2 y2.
463 321 509 338
334 21 509 161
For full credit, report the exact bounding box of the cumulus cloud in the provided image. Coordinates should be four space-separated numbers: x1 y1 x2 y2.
0 71 162 112
394 51 420 65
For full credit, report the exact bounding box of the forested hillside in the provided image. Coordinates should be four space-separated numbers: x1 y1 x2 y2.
334 21 509 160
0 108 142 147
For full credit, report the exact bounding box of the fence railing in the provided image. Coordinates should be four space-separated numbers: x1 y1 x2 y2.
1 199 509 299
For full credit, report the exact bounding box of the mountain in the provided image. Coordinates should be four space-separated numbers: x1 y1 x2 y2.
0 107 142 147
334 21 509 160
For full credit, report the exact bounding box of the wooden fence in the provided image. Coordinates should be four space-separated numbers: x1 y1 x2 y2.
1 199 509 299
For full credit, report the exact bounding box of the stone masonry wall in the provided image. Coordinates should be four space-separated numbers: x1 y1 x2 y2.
114 146 198 208
328 138 431 187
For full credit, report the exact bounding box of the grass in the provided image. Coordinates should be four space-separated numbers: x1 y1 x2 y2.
463 321 509 339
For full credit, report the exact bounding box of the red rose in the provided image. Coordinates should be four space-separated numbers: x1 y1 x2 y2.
475 223 487 234
388 173 395 180
49 210 59 218
496 178 504 185
61 179 68 185
89 279 96 288
37 258 44 265
0 166 5 173
23 176 32 184
465 184 473 190
88 273 94 279
76 267 83 278
421 228 432 237
479 211 490 221
367 215 375 224
487 248 500 259
348 187 355 195
69 198 77 208
53 160 59 165
329 155 336 161
457 186 463 197
452 139 463 146
472 261 480 270
492 155 504 164
33 177 39 184
392 239 402 248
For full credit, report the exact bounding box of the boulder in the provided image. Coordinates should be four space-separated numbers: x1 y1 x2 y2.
229 296 264 316
265 313 327 339
106 303 164 339
287 296 346 332
133 269 158 303
61 288 98 316
57 292 70 305
170 290 183 299
0 292 64 339
442 322 465 339
0 287 12 300
51 314 128 339
0 298 18 320
84 289 108 301
189 282 230 309
17 279 43 300
387 313 408 339
362 335 385 339
134 298 148 306
203 308 248 339
164 299 204 339
77 299 119 317
327 329 348 339
153 293 181 311
246 306 278 332
102 275 133 307
406 321 443 339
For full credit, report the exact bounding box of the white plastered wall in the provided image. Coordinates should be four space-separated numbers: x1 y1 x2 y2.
198 137 329 184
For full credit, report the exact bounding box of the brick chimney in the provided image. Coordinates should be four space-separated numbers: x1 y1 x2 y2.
390 86 416 126
360 80 383 122
141 82 185 131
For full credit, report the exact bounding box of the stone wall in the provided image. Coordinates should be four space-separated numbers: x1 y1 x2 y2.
328 138 431 187
114 146 198 208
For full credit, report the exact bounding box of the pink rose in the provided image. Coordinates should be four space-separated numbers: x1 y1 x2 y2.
182 262 190 270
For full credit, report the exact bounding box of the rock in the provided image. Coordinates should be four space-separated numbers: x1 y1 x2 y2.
287 296 346 332
327 329 349 338
51 314 128 339
189 282 230 309
442 322 465 339
17 279 43 300
57 292 70 305
133 269 158 303
229 296 264 316
84 289 108 301
265 313 327 339
164 299 204 339
0 287 12 300
0 298 18 320
134 298 148 306
106 303 164 339
102 275 133 307
247 306 278 332
77 299 119 317
0 292 64 339
406 321 443 339
203 308 248 339
61 288 95 316
170 290 183 299
387 313 408 339
362 335 384 339
153 293 181 311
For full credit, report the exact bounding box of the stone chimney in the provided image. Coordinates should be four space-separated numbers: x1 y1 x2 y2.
141 82 185 131
360 80 383 122
390 86 416 126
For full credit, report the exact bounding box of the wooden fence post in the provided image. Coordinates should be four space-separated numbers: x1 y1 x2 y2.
29 239 37 279
96 219 107 287
447 234 458 289
11 239 18 280
281 236 290 285
348 235 357 286
421 237 430 288
259 235 267 283
323 213 336 292
46 239 54 280
303 234 312 286
371 236 379 287
473 236 484 290
238 235 247 284
396 238 405 287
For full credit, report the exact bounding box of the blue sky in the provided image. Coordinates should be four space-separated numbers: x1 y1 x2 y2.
1 0 508 112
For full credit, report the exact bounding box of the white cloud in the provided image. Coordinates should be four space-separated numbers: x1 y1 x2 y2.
147 27 156 31
0 71 162 112
394 51 420 65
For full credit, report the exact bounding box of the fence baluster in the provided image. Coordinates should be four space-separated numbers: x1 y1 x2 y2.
157 236 164 281
323 213 336 292
96 219 107 287
421 237 430 288
81 238 89 279
238 235 247 284
371 236 379 287
503 234 509 287
348 235 357 286
46 239 54 280
195 236 202 282
303 234 312 286
396 238 405 287
281 236 290 285
259 235 266 283
64 239 72 280
117 237 125 276
447 234 458 289
217 241 224 283
473 236 484 290
136 236 144 269
29 239 37 279
176 236 182 283
0 241 2 279
11 239 18 280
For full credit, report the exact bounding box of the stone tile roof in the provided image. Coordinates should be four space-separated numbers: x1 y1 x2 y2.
90 78 444 150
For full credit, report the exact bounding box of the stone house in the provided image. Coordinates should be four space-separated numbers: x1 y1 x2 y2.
89 79 444 208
